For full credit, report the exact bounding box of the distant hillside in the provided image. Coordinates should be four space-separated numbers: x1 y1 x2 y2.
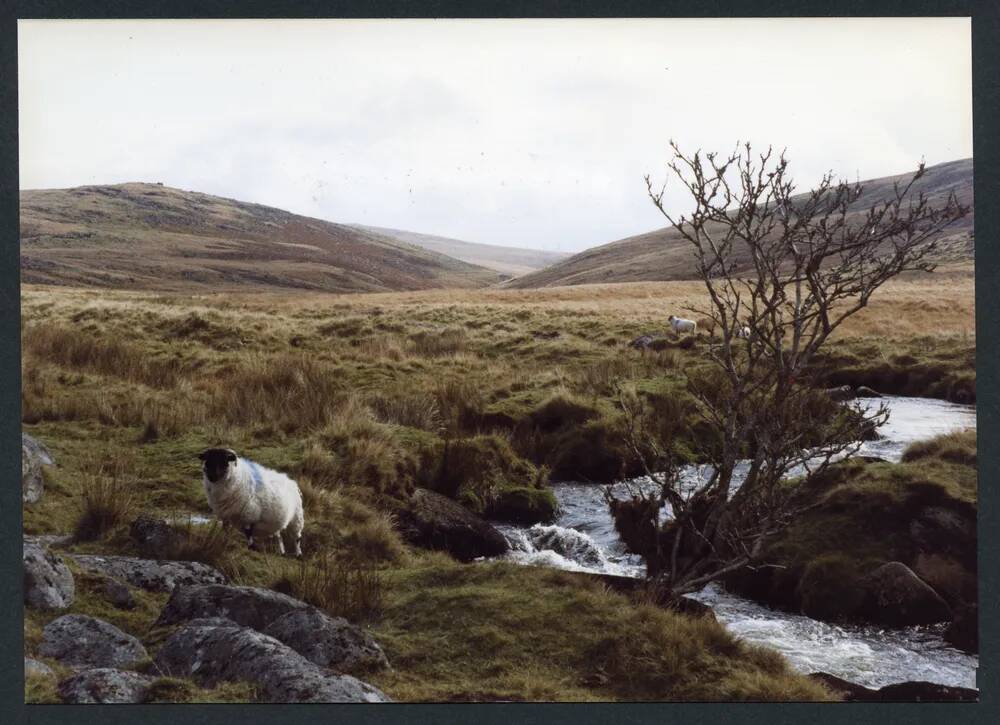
351 224 570 278
20 183 501 293
507 158 974 289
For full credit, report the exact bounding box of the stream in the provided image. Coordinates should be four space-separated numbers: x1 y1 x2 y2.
494 396 978 690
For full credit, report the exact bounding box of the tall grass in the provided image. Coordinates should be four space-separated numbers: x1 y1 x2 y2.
276 555 384 623
74 463 137 541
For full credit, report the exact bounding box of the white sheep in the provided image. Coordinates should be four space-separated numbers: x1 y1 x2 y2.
198 448 304 557
668 315 697 334
735 325 752 339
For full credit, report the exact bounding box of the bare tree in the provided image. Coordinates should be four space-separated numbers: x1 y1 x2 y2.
606 142 969 600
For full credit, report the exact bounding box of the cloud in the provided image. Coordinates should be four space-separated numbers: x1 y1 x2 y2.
19 18 972 252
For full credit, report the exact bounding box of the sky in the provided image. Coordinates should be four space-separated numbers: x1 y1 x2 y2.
18 18 972 253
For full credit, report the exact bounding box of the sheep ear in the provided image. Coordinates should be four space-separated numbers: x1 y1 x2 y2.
226 452 237 462
197 451 208 461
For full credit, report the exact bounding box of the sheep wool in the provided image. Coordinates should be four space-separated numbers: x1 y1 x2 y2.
200 448 304 557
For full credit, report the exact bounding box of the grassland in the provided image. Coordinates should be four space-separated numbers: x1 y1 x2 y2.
21 273 974 702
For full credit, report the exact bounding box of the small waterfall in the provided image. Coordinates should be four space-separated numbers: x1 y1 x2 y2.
489 395 979 689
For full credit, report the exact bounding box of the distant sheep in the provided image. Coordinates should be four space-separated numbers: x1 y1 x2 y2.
668 315 697 334
198 448 304 557
695 316 716 337
735 325 752 339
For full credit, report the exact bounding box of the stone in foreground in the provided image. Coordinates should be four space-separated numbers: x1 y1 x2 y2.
58 668 153 704
39 614 148 669
23 539 75 610
263 608 389 672
154 619 389 703
22 432 54 504
71 554 226 593
155 584 311 631
396 488 509 561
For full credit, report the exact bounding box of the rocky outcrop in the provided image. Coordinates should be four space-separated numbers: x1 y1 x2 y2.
156 584 311 631
22 433 54 504
129 514 186 558
71 554 226 593
855 386 882 398
154 619 389 703
809 672 977 702
824 385 856 401
58 668 153 704
24 539 75 610
861 562 952 626
39 614 148 669
262 608 389 673
25 658 54 679
396 488 509 561
101 576 137 610
945 602 978 653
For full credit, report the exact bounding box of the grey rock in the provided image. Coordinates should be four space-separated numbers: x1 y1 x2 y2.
945 602 978 654
71 554 226 593
24 539 75 610
39 614 148 669
808 673 977 702
855 386 883 398
129 514 186 558
24 534 73 548
824 385 856 401
862 562 952 627
396 488 509 562
263 608 389 673
22 433 54 504
102 577 137 610
155 584 311 631
25 658 54 679
58 668 152 704
154 620 390 703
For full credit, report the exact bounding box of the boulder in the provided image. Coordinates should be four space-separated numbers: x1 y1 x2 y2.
129 514 186 557
628 334 656 350
861 562 952 627
39 614 148 669
154 619 390 703
22 432 54 504
24 539 75 610
25 658 54 679
855 386 883 398
945 602 978 653
808 672 878 701
102 577 137 610
396 488 509 562
876 681 978 702
156 584 311 631
824 385 856 401
807 673 977 702
58 668 153 704
262 608 389 673
71 554 226 593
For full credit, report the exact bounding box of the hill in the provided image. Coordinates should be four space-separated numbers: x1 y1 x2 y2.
507 158 973 289
20 183 502 293
351 224 570 279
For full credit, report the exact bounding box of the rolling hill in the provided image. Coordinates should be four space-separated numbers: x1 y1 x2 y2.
350 224 570 279
20 183 502 293
507 158 974 289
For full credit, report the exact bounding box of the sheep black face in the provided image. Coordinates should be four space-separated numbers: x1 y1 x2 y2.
199 448 237 483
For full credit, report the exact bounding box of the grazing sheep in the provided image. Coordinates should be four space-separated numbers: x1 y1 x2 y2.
198 448 304 557
735 325 752 339
695 316 716 337
668 315 697 334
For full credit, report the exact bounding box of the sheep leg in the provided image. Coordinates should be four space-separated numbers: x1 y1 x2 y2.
285 507 304 558
243 525 258 551
274 532 285 556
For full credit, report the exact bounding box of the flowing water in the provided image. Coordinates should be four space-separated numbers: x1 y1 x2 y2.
495 395 978 689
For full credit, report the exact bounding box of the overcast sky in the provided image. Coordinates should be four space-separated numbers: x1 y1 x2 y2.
19 18 971 253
